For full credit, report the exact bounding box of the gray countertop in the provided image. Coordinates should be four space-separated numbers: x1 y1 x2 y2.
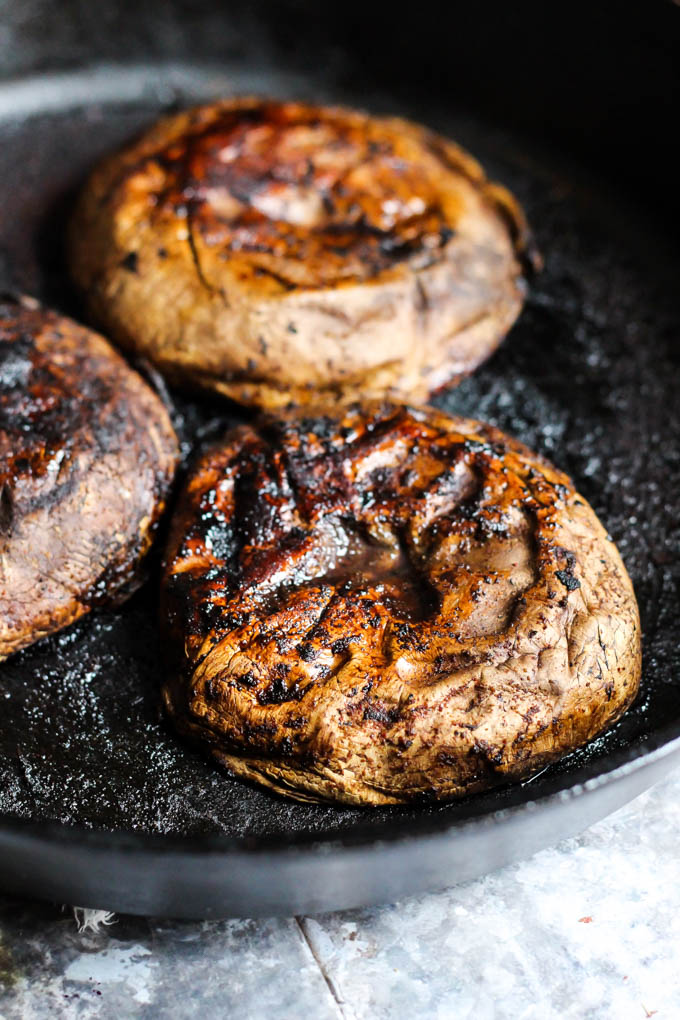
1 767 679 1019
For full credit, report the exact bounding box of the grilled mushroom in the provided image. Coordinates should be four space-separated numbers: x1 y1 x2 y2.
0 297 179 660
70 99 533 410
161 402 640 805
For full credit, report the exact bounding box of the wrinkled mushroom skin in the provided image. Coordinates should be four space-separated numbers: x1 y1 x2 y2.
0 298 179 660
161 403 641 806
69 99 533 410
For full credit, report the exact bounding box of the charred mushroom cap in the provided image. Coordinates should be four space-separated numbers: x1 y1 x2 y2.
0 297 179 660
69 99 534 410
161 402 640 805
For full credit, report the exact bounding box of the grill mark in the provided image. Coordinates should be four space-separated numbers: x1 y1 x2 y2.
0 482 13 536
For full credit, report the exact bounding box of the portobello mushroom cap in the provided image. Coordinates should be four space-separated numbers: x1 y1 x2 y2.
0 297 179 660
69 98 534 410
161 402 641 805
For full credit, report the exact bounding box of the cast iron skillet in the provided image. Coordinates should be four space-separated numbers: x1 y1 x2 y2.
0 38 678 917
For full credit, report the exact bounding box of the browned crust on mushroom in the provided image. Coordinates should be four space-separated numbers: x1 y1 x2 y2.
69 98 534 410
161 402 640 805
0 296 179 659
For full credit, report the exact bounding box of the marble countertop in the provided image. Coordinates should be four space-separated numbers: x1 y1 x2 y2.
1 766 679 1019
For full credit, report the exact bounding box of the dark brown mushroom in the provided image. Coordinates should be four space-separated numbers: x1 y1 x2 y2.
0 297 179 660
161 402 640 805
69 99 533 410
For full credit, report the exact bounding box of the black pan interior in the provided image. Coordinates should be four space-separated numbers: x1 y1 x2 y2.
0 62 678 848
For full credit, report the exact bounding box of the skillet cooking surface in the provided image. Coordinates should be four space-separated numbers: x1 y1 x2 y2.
0 66 678 916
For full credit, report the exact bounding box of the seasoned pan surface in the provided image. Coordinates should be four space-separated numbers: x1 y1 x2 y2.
0 66 678 917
